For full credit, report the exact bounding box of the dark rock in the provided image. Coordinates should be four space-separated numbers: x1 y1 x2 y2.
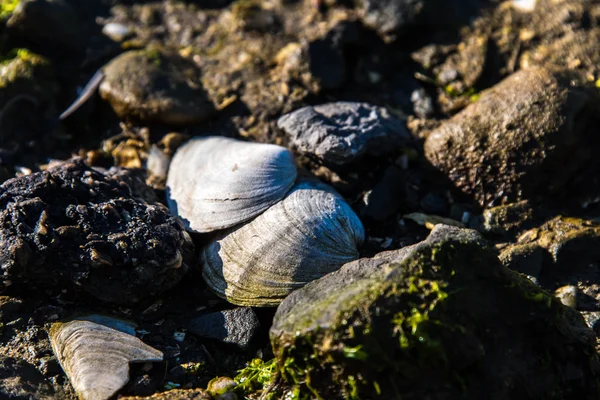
278 102 409 166
188 307 260 350
270 225 600 399
582 312 600 337
475 200 536 236
425 68 598 207
419 192 447 214
498 242 545 277
0 357 55 400
0 50 57 157
307 21 360 90
362 164 405 221
121 388 213 400
0 159 193 304
357 0 487 40
7 0 87 53
99 49 215 126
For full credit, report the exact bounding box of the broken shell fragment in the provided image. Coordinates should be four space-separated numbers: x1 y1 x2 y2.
166 136 297 233
49 316 163 400
202 179 365 306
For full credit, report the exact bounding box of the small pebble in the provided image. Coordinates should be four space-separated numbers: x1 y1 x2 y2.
554 285 578 308
102 22 131 42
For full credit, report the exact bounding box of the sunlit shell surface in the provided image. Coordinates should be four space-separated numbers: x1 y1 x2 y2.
202 179 365 306
166 136 297 233
49 316 163 400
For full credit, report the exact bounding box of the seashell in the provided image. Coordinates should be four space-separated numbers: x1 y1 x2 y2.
202 179 365 306
50 315 163 400
166 136 297 233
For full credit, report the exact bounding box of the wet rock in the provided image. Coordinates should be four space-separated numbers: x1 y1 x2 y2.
0 356 55 400
207 376 237 400
425 68 598 207
188 307 260 350
278 102 409 166
6 0 87 53
100 49 215 126
271 225 600 399
50 316 163 400
121 388 213 400
0 159 193 304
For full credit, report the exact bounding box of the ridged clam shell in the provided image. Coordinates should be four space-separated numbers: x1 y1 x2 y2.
49 316 163 400
166 136 297 233
202 179 365 306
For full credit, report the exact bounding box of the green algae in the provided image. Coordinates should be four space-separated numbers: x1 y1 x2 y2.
0 0 19 20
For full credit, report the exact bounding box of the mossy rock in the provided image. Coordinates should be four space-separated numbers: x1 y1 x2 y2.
100 48 216 126
270 225 600 399
501 216 600 278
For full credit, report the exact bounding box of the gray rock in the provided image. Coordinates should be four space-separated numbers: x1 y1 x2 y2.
100 49 215 126
425 67 598 207
278 102 409 166
188 307 260 350
475 201 536 236
0 357 55 400
271 224 600 399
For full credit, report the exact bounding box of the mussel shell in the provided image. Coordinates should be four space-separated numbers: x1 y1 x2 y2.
49 316 163 400
202 179 365 306
166 136 297 233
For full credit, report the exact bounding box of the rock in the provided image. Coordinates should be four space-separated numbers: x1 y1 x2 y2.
0 49 57 156
498 242 544 277
207 377 237 400
424 68 598 207
357 0 487 40
509 216 600 272
121 388 213 400
270 225 600 399
102 22 131 42
0 357 55 400
0 158 193 304
555 285 578 308
581 312 600 337
6 0 87 53
474 201 536 236
278 102 409 166
361 165 405 221
307 21 359 90
99 49 215 126
188 307 260 350
50 316 163 400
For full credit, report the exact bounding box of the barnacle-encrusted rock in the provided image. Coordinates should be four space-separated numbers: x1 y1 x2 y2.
99 49 215 125
50 316 163 400
277 102 408 166
425 67 598 207
270 225 600 399
0 159 193 304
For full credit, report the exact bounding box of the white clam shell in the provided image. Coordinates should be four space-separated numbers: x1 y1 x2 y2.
49 316 163 400
202 179 365 306
166 136 297 233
